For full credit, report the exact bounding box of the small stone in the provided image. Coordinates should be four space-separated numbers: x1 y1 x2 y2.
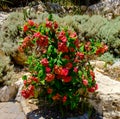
90 60 107 69
39 117 44 119
81 5 87 12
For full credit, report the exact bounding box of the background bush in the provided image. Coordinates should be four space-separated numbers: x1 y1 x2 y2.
1 12 120 60
0 53 14 86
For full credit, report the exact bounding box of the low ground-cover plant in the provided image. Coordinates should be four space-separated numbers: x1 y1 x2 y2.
19 14 108 114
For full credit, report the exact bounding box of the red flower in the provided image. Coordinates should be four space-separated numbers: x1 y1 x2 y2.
54 21 58 29
69 47 75 52
66 62 73 69
88 87 95 93
74 58 80 63
41 58 49 67
27 79 32 84
96 48 101 55
47 88 53 94
70 32 77 38
58 31 67 42
54 65 62 75
21 89 30 99
85 42 91 51
31 76 38 82
20 36 33 50
95 84 98 90
62 96 67 103
61 68 69 76
28 20 34 26
90 70 95 80
103 45 108 51
46 19 52 29
82 79 88 86
60 36 67 43
59 31 65 36
63 76 72 83
45 73 55 82
46 67 51 73
101 45 108 53
58 42 68 53
23 25 28 32
64 55 70 60
96 45 108 55
33 32 41 38
52 93 61 101
56 74 64 79
28 85 34 91
74 39 80 48
76 52 84 60
21 85 34 99
36 35 48 47
23 80 27 85
73 67 78 73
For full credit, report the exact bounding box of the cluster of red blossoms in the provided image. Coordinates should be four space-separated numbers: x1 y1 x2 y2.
18 36 33 52
21 76 38 99
20 17 108 107
21 85 34 99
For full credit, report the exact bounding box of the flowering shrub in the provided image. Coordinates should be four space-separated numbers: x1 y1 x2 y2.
19 15 108 110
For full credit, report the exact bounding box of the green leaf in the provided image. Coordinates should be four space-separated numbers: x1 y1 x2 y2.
38 69 44 78
40 80 45 85
54 59 57 64
47 45 53 54
48 14 53 21
57 59 62 65
78 70 82 78
55 80 61 89
80 45 84 52
22 75 27 80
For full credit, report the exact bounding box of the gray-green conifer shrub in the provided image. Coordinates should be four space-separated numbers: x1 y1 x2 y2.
0 55 14 86
98 52 115 64
0 12 25 56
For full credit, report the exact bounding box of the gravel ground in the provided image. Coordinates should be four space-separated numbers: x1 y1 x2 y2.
26 105 102 119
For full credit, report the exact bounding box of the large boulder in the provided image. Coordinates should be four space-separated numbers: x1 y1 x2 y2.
0 85 18 102
86 0 120 19
89 69 120 119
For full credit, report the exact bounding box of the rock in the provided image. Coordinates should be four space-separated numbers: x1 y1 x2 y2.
111 60 120 68
90 60 108 69
86 0 120 19
15 79 24 102
37 3 46 13
45 2 65 14
0 102 26 119
105 13 113 20
12 52 27 66
15 73 30 102
0 85 18 102
28 99 39 105
89 69 120 119
81 5 87 12
104 60 120 81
